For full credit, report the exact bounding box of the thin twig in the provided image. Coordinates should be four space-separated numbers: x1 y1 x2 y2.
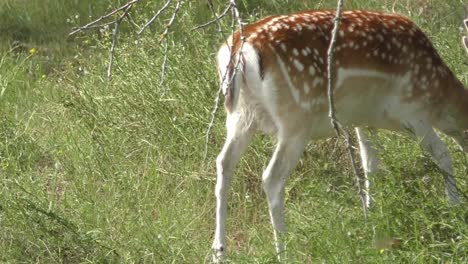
68 0 139 81
159 1 183 43
160 36 170 91
342 129 367 218
138 0 172 35
204 87 224 160
124 13 140 29
69 0 140 36
327 0 344 135
192 3 232 30
77 20 116 31
158 1 183 88
107 5 133 81
204 0 244 160
327 0 368 219
226 0 246 89
206 0 231 48
71 0 183 83
204 1 234 159
107 22 119 81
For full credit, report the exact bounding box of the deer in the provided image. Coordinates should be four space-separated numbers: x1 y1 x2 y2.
212 9 468 261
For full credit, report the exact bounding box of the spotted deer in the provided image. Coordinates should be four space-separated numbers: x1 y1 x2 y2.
213 9 468 261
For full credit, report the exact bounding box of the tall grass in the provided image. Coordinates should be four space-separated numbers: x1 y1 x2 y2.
0 0 467 262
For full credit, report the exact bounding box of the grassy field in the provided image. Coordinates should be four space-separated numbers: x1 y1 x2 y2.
0 0 467 263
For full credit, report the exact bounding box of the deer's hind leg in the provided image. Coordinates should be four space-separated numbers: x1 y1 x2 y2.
213 112 255 262
262 132 308 261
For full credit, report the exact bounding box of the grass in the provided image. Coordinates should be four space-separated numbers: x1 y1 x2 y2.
0 0 467 263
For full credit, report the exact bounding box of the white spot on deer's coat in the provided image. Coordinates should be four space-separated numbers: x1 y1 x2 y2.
280 43 287 52
293 48 299 56
309 66 316 76
293 59 305 72
249 33 258 40
304 83 311 94
312 77 323 88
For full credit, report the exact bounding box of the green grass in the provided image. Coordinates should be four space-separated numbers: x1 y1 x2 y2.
0 0 467 262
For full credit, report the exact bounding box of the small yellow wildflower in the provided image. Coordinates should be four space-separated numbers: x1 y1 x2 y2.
29 47 37 55
379 249 385 254
41 74 46 79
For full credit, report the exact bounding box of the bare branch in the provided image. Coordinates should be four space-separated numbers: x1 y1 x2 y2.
107 5 133 81
75 20 115 31
160 37 170 90
203 1 234 160
204 0 245 160
159 1 183 43
138 0 172 35
192 3 232 30
158 1 183 89
70 0 184 84
204 87 224 160
225 0 246 90
124 12 141 29
69 0 140 36
327 0 344 135
205 0 231 48
68 0 139 80
327 0 368 219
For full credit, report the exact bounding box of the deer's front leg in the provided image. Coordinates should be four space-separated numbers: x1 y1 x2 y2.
407 123 459 203
213 113 253 262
